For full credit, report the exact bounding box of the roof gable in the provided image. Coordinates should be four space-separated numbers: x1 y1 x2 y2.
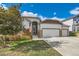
21 16 41 22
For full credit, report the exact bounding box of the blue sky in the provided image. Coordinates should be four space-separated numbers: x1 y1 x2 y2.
2 3 79 20
20 3 77 18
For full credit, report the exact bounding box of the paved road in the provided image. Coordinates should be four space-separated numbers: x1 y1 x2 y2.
44 37 79 56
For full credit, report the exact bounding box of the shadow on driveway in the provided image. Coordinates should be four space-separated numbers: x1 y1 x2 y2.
47 41 69 48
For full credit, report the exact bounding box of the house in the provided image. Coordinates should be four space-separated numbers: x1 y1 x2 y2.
22 16 69 38
62 15 79 32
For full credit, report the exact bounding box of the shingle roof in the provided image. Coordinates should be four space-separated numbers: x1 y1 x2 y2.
41 19 62 24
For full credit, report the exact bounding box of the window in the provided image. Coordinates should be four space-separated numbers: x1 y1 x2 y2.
73 17 79 24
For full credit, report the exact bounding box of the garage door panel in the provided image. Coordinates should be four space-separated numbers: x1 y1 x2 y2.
62 30 68 37
43 29 59 38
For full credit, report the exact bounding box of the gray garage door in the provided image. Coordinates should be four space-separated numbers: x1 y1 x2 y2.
42 29 60 38
62 30 68 37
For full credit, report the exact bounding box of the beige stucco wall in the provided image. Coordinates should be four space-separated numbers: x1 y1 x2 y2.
22 19 30 29
40 24 61 29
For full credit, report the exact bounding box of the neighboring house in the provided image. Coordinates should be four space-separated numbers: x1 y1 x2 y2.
62 15 79 32
22 16 69 38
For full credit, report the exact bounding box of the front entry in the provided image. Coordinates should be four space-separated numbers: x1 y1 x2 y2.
32 22 38 35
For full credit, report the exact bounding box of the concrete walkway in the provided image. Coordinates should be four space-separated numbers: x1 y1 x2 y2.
44 37 79 56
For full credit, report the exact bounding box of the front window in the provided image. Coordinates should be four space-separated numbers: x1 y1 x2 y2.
73 17 79 24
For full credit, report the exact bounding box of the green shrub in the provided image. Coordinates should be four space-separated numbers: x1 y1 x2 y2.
69 31 76 36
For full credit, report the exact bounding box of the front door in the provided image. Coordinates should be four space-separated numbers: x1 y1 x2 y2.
32 22 38 35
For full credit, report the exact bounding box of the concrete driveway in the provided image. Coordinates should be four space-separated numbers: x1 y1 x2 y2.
44 37 79 56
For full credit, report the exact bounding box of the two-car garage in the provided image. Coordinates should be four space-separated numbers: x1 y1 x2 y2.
42 29 69 38
40 20 69 38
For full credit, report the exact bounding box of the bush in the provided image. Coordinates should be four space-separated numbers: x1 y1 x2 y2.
0 34 31 42
69 31 76 36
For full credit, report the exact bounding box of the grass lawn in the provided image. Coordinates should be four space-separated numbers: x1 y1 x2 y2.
0 40 62 56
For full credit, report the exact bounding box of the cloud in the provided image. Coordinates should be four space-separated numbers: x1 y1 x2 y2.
21 11 47 20
39 15 47 20
38 16 65 21
21 11 65 21
50 17 65 21
21 11 38 17
0 3 8 10
70 7 79 15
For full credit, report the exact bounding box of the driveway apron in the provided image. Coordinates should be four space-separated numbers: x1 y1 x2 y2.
44 37 79 56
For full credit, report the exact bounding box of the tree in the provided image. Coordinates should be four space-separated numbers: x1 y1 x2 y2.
0 4 22 35
0 4 22 47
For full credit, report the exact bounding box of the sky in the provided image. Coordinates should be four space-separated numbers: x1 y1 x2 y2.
1 3 79 20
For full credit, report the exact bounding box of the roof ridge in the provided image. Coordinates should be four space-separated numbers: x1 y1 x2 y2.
41 19 62 24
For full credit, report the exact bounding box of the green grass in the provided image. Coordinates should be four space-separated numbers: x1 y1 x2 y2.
0 40 62 56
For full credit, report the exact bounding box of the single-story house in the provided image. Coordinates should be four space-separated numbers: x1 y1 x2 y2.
62 15 79 32
22 16 69 38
